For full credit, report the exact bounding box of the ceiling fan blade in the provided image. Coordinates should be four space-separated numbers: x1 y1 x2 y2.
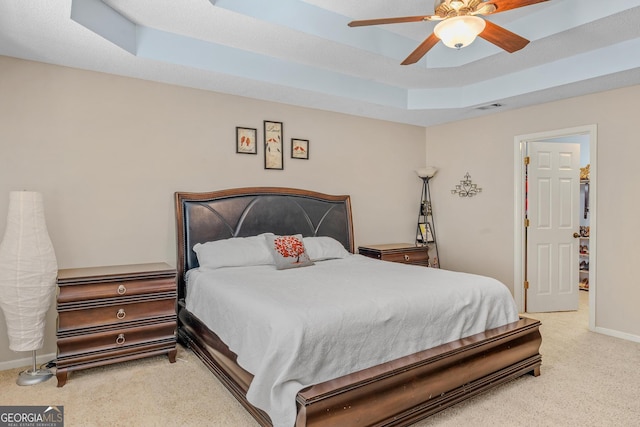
485 0 549 14
479 20 530 53
348 16 430 27
401 33 440 65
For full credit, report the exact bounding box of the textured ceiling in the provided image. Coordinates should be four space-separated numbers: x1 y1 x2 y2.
1 0 640 126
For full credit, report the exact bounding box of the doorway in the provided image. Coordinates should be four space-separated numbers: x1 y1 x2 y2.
513 125 597 331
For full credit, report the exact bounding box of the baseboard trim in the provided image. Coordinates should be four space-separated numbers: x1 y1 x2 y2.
0 352 56 372
593 326 640 344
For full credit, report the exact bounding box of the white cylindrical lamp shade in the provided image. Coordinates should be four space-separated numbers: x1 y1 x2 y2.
0 191 57 352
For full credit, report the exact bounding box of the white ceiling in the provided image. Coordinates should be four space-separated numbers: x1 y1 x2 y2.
2 0 640 127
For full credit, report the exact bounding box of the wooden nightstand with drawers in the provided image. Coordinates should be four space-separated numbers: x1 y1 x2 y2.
358 243 430 267
55 262 177 387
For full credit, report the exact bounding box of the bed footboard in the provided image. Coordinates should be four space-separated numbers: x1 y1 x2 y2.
295 316 541 427
179 302 541 427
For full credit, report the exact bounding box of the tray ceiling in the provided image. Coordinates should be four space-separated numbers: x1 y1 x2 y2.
1 0 640 126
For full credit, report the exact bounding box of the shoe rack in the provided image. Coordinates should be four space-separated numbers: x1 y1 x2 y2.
579 174 590 291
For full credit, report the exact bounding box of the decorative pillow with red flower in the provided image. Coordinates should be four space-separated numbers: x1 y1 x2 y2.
266 234 314 270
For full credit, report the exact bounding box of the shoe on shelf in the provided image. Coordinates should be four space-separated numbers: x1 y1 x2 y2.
580 278 589 290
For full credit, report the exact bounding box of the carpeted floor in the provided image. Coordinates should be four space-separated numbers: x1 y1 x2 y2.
1 292 639 426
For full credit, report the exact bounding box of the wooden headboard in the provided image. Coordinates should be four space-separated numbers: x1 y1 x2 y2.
174 187 354 301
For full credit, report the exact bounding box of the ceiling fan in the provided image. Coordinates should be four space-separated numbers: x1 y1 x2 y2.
348 0 549 65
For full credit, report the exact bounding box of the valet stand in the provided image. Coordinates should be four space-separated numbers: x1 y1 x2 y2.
415 170 440 268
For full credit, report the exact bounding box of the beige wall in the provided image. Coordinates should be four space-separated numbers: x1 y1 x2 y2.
2 55 638 367
426 85 640 339
0 56 426 366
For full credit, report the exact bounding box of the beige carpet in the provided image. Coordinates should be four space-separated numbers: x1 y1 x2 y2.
2 292 639 426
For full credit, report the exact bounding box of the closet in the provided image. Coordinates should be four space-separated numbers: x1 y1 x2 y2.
579 165 590 291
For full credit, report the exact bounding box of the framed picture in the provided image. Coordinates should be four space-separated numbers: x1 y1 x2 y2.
236 127 257 154
264 120 283 170
417 223 427 243
417 222 435 243
291 138 309 159
425 222 435 243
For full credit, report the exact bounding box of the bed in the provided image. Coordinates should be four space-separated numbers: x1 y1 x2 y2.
174 187 542 427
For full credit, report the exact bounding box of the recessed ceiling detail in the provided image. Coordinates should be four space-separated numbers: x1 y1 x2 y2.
2 0 640 126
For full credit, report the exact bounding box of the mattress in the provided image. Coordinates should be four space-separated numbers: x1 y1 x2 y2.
185 254 519 427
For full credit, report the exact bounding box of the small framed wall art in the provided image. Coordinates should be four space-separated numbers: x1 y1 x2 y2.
417 222 435 244
291 138 309 159
264 120 283 170
425 222 435 242
236 127 257 154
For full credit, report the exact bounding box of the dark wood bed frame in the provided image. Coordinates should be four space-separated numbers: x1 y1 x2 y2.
174 187 542 427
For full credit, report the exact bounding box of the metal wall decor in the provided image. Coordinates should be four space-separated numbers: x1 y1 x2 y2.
451 172 482 197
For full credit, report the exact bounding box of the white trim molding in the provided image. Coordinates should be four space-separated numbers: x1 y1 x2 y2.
513 124 597 332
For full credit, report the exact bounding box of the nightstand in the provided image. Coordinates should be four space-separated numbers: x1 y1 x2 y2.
56 262 177 387
358 243 430 267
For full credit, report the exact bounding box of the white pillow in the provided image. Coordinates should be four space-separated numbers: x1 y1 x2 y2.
303 236 351 261
193 233 274 269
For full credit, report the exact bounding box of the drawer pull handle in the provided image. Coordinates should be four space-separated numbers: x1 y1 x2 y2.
116 309 126 320
115 334 126 345
117 284 127 295
404 254 410 261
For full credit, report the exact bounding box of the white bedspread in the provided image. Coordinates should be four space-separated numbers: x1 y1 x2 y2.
186 255 519 427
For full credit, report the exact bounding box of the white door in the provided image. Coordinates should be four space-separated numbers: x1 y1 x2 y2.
527 141 580 312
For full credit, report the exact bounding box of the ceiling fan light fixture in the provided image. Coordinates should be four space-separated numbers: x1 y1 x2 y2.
434 15 486 49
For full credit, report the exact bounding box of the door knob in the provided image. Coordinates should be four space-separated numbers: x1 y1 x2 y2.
573 232 580 238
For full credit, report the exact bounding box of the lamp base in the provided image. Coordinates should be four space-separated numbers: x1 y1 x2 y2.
17 368 53 386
